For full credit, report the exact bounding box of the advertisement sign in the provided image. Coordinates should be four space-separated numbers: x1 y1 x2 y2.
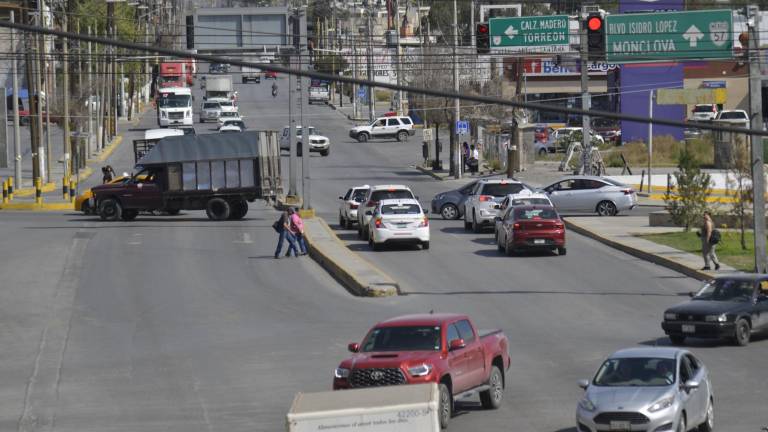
523 59 619 76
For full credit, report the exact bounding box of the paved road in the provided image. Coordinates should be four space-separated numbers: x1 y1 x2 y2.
0 67 765 432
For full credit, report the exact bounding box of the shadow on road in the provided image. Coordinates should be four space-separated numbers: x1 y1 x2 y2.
639 333 768 348
403 289 685 297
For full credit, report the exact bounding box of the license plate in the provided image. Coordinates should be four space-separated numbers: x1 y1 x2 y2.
609 421 631 431
534 239 545 244
682 324 695 333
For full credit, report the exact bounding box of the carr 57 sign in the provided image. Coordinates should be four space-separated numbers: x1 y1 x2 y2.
606 10 733 62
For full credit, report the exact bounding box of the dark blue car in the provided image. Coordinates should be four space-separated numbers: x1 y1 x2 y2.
430 181 478 220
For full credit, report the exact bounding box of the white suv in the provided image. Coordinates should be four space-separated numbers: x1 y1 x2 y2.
349 116 415 143
715 109 749 124
356 185 416 241
280 126 330 157
464 179 529 233
690 104 718 121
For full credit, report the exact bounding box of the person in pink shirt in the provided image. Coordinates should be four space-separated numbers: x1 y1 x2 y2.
288 207 308 256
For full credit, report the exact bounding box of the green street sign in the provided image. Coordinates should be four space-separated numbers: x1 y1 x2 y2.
606 10 733 62
489 15 569 53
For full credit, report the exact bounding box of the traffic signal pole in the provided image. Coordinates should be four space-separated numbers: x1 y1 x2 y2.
748 10 767 273
580 19 592 176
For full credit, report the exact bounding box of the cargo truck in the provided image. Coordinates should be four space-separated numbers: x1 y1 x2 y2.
92 131 282 222
157 87 193 127
241 60 261 84
204 75 234 101
286 383 440 432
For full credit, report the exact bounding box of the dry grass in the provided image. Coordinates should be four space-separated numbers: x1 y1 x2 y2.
603 135 714 169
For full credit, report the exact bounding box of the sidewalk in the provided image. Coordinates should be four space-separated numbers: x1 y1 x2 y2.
564 216 736 281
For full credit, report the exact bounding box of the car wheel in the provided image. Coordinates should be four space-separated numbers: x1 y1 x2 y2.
120 209 138 221
357 133 369 143
339 213 345 227
370 238 381 251
440 203 459 220
480 366 504 409
438 383 452 430
505 241 515 256
669 334 686 345
596 200 618 216
422 241 430 250
205 197 231 221
558 247 567 256
699 398 714 432
464 213 471 231
98 198 122 222
472 212 481 233
497 235 505 252
80 201 91 215
357 225 363 238
397 130 408 142
321 149 329 156
677 414 686 432
363 226 370 241
345 218 353 229
734 318 751 346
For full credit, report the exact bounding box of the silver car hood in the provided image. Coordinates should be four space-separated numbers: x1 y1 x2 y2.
587 385 673 412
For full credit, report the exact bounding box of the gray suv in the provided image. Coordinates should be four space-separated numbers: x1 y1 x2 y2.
463 179 528 233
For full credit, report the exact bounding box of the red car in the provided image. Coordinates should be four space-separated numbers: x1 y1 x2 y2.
333 313 510 428
495 205 566 255
264 70 278 79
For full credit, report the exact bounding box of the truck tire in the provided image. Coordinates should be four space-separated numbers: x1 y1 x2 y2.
480 366 504 409
228 200 248 220
396 130 408 142
205 197 231 221
121 209 138 221
99 198 122 222
438 383 452 429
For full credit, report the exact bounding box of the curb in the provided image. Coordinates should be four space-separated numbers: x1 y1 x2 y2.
415 165 445 181
0 201 74 211
13 182 56 197
302 217 400 297
564 218 712 281
87 135 124 164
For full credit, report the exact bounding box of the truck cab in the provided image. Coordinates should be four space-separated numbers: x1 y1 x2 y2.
157 87 193 127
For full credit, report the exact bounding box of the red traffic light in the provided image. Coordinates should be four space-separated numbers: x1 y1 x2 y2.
587 16 603 32
478 24 488 34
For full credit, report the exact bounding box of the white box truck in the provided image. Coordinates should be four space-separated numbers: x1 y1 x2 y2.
286 383 439 432
204 75 234 100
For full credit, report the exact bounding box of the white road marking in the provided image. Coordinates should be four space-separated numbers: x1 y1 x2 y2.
233 233 252 244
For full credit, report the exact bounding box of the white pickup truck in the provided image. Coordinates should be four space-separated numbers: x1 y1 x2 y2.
308 85 330 104
286 383 440 432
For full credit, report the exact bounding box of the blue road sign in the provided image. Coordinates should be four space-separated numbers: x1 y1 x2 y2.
456 120 470 135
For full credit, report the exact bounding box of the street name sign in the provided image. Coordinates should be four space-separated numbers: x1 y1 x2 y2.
606 10 732 62
489 15 569 53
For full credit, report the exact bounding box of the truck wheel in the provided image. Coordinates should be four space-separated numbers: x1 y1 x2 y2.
357 133 369 143
438 383 452 429
228 200 248 220
480 366 504 409
120 209 138 221
396 130 408 142
205 198 231 221
98 198 122 222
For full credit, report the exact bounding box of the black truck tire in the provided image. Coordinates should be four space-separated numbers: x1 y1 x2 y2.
228 200 248 220
99 198 122 221
206 198 231 221
121 209 139 221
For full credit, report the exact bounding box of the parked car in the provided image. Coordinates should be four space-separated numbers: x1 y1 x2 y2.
714 109 749 126
200 101 222 123
591 118 621 145
495 205 565 256
430 180 478 220
349 116 415 143
357 185 416 241
541 176 637 216
368 199 430 250
576 347 713 432
333 313 511 429
339 185 370 228
690 104 718 121
493 191 553 239
662 274 768 346
279 126 330 157
463 179 528 233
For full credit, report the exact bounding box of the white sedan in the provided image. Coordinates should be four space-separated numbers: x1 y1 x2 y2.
368 199 430 251
338 185 370 229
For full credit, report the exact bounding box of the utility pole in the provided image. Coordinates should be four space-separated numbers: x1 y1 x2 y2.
87 26 94 156
366 4 375 122
647 90 653 191
352 38 358 119
24 2 39 182
579 16 592 176
748 7 767 273
42 2 52 183
393 0 403 115
288 55 297 197
452 0 460 179
300 6 311 211
35 5 46 183
63 8 71 182
11 11 21 187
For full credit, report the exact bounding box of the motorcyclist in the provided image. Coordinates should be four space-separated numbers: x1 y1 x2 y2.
272 82 278 98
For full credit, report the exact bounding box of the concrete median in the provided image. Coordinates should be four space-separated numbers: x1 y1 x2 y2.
302 217 400 297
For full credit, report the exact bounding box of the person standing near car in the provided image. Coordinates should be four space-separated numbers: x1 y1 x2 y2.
274 210 299 259
288 207 308 256
700 211 720 271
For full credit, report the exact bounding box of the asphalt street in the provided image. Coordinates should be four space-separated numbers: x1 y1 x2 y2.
0 67 765 432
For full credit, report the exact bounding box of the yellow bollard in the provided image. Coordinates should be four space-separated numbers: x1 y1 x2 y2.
34 177 42 205
69 180 76 203
62 176 69 201
7 177 13 201
2 179 7 204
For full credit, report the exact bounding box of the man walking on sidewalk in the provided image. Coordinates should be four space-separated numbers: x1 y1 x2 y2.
700 212 720 271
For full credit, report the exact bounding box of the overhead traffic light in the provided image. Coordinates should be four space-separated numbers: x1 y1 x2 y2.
476 23 490 54
586 13 605 61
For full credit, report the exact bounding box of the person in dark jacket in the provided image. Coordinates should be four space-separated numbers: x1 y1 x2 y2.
274 210 299 259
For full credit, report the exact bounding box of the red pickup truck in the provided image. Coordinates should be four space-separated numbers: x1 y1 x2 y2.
333 313 510 429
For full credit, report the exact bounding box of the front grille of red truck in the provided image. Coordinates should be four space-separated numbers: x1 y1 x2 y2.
349 368 406 388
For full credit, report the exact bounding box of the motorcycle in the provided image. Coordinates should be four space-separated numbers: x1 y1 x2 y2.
272 87 278 98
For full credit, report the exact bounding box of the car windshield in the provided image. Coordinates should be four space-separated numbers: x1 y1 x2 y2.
352 189 368 202
719 112 745 119
381 204 421 215
203 103 220 109
220 112 237 118
512 198 550 206
361 326 441 352
225 121 244 128
297 127 317 136
694 279 754 301
594 357 676 387
371 190 414 201
158 95 191 108
515 208 558 220
693 105 715 113
481 183 525 197
218 101 234 108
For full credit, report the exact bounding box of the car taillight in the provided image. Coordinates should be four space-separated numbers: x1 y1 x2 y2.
374 218 383 228
479 195 493 202
622 189 634 195
419 216 429 227
554 223 564 229
513 223 520 230
350 203 359 209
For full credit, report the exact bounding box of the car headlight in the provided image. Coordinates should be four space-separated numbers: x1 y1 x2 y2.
664 313 677 320
578 397 596 412
648 396 675 413
334 367 350 379
407 364 432 377
705 314 727 322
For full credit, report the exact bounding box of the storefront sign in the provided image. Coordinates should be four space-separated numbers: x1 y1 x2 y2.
523 59 620 76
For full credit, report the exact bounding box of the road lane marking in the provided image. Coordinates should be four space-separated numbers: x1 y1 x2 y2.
233 233 252 244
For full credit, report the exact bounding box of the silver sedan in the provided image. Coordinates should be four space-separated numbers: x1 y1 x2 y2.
576 347 713 432
542 176 637 216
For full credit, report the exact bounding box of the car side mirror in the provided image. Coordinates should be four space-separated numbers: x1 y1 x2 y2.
577 379 590 390
347 343 360 353
683 379 700 391
448 339 466 351
365 211 372 216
